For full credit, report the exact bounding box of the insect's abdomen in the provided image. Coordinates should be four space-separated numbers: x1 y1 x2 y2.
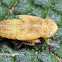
0 19 21 39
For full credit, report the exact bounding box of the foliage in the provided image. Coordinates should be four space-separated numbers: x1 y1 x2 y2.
0 0 62 62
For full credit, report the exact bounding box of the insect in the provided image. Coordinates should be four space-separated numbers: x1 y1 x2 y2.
0 15 58 46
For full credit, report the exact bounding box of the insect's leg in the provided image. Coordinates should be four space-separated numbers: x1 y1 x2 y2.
44 38 51 45
30 39 41 43
44 38 60 48
21 39 41 46
17 44 22 48
21 41 35 46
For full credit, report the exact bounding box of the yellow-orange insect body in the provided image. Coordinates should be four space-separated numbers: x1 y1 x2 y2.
0 15 58 45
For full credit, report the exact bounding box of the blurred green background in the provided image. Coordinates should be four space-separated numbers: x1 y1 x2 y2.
0 0 62 62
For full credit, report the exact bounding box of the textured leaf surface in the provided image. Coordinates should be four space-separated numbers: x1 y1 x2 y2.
13 0 32 14
28 6 46 18
47 9 62 27
54 28 62 41
0 0 16 9
51 43 62 58
0 0 62 62
15 49 38 62
0 4 8 20
33 0 54 10
0 56 15 62
6 13 17 19
0 42 15 53
38 51 58 62
53 0 62 14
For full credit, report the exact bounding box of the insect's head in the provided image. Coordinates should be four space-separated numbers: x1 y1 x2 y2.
42 17 58 38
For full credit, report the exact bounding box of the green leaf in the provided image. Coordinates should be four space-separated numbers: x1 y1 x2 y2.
47 9 62 27
53 0 62 14
38 50 58 62
6 12 17 19
13 0 32 14
54 28 62 41
33 0 54 10
0 4 8 21
0 42 15 54
28 6 46 18
0 0 16 9
15 48 38 62
0 56 15 62
49 39 62 58
0 0 62 62
52 45 62 58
